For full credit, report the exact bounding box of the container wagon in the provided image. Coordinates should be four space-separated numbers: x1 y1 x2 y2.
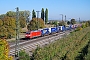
48 27 57 34
41 28 49 36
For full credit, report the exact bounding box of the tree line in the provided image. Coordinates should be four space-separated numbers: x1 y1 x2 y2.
0 11 28 38
0 8 48 38
48 19 76 26
27 8 48 30
32 8 48 24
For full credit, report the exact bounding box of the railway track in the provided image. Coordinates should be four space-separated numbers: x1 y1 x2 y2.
9 32 64 47
9 30 71 56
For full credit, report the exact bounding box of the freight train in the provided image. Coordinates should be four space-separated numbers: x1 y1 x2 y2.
25 24 81 39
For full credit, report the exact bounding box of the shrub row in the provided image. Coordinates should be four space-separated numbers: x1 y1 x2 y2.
30 27 90 60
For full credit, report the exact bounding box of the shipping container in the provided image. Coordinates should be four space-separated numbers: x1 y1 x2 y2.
48 27 57 34
58 26 66 31
41 28 49 36
56 26 60 32
48 27 52 34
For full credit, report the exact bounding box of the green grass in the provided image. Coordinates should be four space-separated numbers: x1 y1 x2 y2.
19 50 30 60
30 27 90 60
85 42 90 60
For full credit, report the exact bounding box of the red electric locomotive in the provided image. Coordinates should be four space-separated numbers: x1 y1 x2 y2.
25 30 41 39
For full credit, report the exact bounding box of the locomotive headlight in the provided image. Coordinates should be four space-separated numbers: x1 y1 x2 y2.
29 35 30 36
25 35 27 36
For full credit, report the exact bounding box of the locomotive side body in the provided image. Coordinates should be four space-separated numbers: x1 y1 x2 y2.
25 30 41 39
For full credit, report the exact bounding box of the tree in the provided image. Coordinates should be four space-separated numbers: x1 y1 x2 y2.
85 21 89 27
0 14 6 19
87 20 90 26
82 23 86 28
45 8 48 24
19 17 26 28
27 18 45 30
52 21 58 26
0 39 13 60
0 16 16 38
71 19 76 25
58 21 65 26
0 10 30 38
67 21 70 25
6 11 16 17
0 19 3 27
6 11 30 24
23 10 30 24
32 9 36 18
41 8 44 21
0 26 7 38
5 11 27 28
19 11 24 17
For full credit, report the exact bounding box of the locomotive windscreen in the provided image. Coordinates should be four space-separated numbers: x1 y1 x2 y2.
26 32 30 34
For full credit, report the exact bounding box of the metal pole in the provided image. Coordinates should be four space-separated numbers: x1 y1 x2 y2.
79 17 80 23
65 15 66 22
36 11 40 30
60 14 63 22
65 15 67 25
15 7 20 60
62 14 63 22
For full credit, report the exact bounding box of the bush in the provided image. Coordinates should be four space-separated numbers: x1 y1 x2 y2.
75 26 82 31
0 39 13 60
27 18 45 30
30 27 90 60
19 50 30 60
82 23 86 28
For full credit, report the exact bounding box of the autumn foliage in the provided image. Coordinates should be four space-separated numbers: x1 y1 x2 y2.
0 11 27 39
0 16 16 39
19 16 26 28
0 39 13 60
27 18 45 30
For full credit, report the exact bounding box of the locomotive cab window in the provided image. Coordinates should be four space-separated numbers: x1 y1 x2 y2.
26 32 30 34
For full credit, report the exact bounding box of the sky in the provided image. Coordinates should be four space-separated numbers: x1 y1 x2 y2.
0 0 90 21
